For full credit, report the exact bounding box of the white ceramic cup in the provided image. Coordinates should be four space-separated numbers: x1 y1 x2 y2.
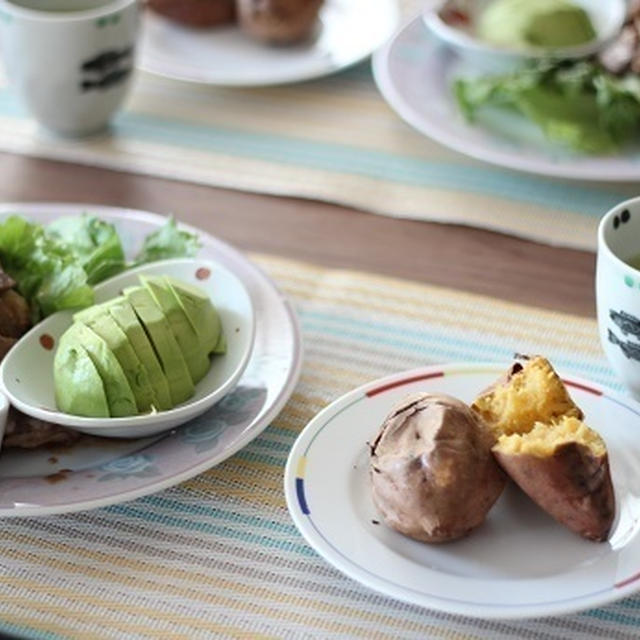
0 0 138 136
596 197 640 398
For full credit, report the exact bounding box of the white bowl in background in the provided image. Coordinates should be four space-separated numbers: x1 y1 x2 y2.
423 0 627 70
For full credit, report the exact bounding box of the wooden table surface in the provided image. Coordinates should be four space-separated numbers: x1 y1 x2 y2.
0 152 596 318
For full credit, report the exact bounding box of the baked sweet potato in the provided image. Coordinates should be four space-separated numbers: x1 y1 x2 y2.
370 392 506 543
493 416 615 541
236 0 324 44
472 355 583 439
146 0 236 28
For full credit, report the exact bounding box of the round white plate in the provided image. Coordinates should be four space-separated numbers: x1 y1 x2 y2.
372 17 640 182
0 258 255 438
0 203 302 516
138 0 399 86
284 363 640 619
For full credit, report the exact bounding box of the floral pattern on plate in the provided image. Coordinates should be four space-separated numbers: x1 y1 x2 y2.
98 454 161 481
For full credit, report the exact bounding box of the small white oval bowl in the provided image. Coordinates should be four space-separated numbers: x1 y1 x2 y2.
0 258 255 439
423 0 626 71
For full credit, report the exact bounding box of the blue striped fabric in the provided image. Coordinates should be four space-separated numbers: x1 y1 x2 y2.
1 255 638 639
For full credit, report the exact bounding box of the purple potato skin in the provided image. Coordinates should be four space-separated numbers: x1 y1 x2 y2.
370 393 506 543
493 442 615 542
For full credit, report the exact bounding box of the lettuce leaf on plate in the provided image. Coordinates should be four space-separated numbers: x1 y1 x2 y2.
46 214 126 285
0 215 94 321
133 216 200 265
0 213 201 321
454 61 640 153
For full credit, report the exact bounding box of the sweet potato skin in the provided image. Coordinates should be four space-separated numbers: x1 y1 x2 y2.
146 0 236 28
493 442 615 542
236 0 323 44
370 393 506 543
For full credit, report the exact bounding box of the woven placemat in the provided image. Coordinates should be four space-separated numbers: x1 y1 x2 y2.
0 255 636 640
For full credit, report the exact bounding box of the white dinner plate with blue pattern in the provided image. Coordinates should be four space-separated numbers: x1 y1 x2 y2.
0 203 302 517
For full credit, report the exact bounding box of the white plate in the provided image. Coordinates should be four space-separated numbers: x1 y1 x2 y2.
0 258 255 438
372 17 640 182
0 203 302 516
284 363 640 619
138 0 399 86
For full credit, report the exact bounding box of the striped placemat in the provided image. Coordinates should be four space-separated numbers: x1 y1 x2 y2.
0 0 637 251
0 254 637 640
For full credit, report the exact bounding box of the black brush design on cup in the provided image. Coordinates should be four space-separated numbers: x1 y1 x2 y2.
80 47 133 92
610 309 640 338
612 209 631 230
608 328 640 362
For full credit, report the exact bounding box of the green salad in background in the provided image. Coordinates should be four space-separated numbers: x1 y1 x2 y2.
0 214 200 321
452 0 640 154
455 60 640 154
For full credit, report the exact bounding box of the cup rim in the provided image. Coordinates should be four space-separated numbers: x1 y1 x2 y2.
598 196 640 275
0 0 136 22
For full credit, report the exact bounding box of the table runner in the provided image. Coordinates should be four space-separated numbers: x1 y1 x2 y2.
0 254 637 640
0 1 637 252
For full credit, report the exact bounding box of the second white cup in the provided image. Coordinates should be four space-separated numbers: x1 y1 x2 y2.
0 0 139 136
596 197 640 398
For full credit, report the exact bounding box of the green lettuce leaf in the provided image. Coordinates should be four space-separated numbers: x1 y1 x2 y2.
35 263 94 318
133 216 200 265
0 213 201 321
0 215 94 321
454 61 640 154
46 214 126 284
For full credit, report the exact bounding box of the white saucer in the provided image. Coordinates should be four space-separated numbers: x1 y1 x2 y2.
0 203 302 517
372 16 640 182
139 0 400 86
285 363 640 619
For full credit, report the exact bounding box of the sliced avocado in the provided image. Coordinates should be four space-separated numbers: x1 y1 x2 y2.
73 297 123 324
85 312 158 413
124 286 194 406
108 299 173 411
212 332 226 355
163 276 224 355
140 275 210 384
65 322 138 417
54 337 109 417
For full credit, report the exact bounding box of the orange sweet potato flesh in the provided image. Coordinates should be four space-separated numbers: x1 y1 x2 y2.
477 356 616 542
472 356 583 439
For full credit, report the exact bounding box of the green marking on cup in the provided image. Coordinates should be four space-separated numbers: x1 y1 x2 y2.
625 275 634 287
96 16 108 27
